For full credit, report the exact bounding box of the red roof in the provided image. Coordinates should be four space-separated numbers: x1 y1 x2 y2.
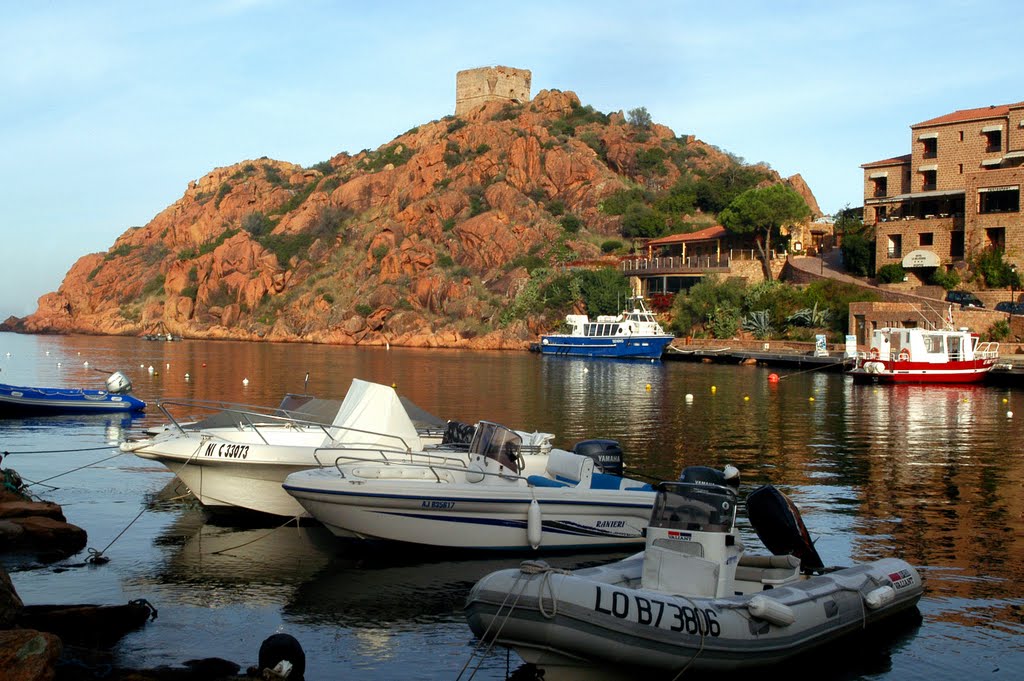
861 154 911 169
911 101 1024 128
646 225 727 246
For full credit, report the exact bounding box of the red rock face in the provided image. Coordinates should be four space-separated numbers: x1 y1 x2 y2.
15 90 818 348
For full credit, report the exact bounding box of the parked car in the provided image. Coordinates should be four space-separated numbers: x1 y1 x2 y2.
995 301 1024 315
946 290 984 308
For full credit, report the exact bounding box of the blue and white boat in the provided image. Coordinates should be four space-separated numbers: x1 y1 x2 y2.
282 421 655 551
539 297 673 359
0 371 145 417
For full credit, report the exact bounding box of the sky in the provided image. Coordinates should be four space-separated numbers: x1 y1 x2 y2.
2 0 1023 320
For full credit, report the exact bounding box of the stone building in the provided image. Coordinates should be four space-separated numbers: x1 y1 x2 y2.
863 101 1024 277
455 66 531 116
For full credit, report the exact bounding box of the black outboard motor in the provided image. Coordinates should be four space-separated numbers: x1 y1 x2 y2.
679 464 740 490
441 420 476 447
574 439 623 476
746 484 824 571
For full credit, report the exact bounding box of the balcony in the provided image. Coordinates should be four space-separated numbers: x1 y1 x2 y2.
620 255 731 277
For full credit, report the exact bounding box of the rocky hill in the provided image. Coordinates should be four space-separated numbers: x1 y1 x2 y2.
10 90 817 349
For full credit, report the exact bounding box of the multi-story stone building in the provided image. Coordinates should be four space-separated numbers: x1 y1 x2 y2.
863 101 1024 275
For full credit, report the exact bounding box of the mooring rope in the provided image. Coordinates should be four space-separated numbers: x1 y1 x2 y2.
87 439 207 565
22 450 125 488
455 564 537 681
2 445 118 456
210 515 303 556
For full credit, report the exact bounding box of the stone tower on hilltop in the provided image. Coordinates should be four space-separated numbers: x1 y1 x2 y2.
455 66 531 116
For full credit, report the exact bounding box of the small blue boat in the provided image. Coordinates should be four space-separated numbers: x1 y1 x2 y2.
0 371 145 417
539 297 674 359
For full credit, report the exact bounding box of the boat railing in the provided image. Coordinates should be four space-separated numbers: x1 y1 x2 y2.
156 399 338 445
329 457 523 484
155 398 420 452
976 342 1000 359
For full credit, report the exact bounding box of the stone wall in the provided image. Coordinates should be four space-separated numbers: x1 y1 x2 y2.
455 66 531 116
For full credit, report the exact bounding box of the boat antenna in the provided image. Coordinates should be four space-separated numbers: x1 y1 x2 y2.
304 371 310 394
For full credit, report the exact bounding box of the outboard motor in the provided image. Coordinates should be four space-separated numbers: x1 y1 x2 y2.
679 464 740 489
573 439 623 476
105 371 133 394
746 484 824 571
441 420 476 447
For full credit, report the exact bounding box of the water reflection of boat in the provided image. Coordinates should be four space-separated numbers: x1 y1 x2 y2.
136 508 335 605
283 548 631 629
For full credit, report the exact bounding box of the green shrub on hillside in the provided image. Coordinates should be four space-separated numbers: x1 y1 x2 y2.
876 263 905 284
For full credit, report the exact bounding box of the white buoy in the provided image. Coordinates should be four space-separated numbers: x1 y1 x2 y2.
57 362 62 367
185 373 190 381
83 361 89 367
685 393 694 403
148 365 154 374
165 363 170 370
1008 410 1014 418
45 351 49 356
527 499 542 550
243 377 249 386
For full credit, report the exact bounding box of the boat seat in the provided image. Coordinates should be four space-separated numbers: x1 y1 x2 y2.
542 449 594 487
734 554 802 587
527 475 569 488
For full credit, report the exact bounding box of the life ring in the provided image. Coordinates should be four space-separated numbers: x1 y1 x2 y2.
898 349 910 362
869 347 879 359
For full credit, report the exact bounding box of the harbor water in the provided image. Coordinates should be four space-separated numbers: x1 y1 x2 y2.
1 331 1022 679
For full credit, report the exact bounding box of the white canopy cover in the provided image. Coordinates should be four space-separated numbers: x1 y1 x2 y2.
323 378 423 451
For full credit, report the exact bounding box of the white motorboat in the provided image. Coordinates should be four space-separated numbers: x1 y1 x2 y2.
121 379 554 518
282 421 655 551
464 466 923 673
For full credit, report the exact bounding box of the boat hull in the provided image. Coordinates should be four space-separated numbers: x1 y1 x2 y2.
0 384 145 417
848 358 994 384
283 468 654 551
538 335 673 359
465 555 923 672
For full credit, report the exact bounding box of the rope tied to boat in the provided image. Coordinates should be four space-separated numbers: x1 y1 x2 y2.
455 564 544 681
518 560 572 619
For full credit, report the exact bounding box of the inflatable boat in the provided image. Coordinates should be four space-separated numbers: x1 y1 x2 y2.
464 466 923 673
0 371 145 417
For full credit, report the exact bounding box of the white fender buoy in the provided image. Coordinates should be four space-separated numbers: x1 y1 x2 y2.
747 595 795 626
527 499 542 550
184 373 190 381
243 377 249 386
83 361 89 367
864 585 896 610
165 363 170 370
56 362 62 368
685 393 693 403
147 365 154 374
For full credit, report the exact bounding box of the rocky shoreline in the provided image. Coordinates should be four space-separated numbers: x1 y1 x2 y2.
0 464 304 681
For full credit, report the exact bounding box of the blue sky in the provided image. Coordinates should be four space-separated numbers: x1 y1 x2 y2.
2 0 1022 319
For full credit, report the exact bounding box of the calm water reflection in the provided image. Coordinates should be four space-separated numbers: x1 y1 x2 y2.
1 332 1022 679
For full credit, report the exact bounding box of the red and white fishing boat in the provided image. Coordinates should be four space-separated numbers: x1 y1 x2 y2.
849 325 999 384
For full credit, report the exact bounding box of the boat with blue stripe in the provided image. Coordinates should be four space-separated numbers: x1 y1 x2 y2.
283 421 655 551
539 297 673 359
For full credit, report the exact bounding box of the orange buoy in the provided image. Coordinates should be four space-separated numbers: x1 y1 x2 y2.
768 373 780 383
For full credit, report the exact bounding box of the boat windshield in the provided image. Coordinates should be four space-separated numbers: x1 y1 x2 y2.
468 421 524 473
648 482 736 533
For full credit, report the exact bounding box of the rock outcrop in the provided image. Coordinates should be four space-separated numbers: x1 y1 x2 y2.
16 90 819 348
